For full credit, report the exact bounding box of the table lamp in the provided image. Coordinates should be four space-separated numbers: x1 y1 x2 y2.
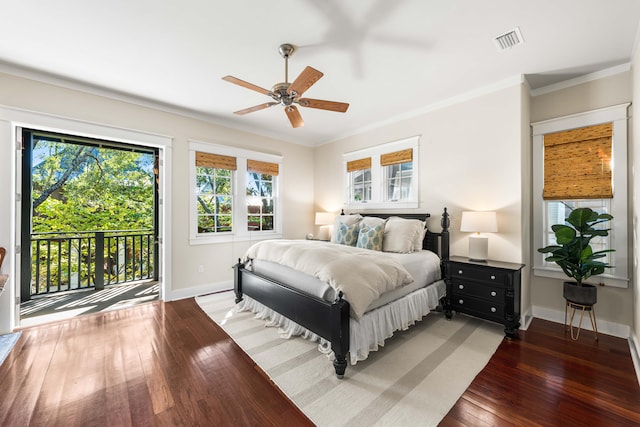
460 211 498 261
315 212 335 241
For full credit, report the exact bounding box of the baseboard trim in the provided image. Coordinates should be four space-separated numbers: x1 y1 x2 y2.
520 308 534 331
164 280 233 302
629 332 640 387
531 305 630 339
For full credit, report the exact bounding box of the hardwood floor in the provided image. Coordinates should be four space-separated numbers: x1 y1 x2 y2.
1 297 639 426
441 318 640 426
2 297 313 426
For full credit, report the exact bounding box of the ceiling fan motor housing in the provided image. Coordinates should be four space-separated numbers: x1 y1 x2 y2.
271 82 294 105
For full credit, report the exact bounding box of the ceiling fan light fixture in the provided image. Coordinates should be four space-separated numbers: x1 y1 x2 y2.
221 42 349 128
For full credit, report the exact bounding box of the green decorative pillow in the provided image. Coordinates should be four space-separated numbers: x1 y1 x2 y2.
336 222 360 246
356 223 384 251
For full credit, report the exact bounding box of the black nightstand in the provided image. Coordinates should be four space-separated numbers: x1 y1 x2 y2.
444 256 524 338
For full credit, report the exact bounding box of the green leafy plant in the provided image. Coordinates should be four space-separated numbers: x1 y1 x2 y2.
537 207 614 286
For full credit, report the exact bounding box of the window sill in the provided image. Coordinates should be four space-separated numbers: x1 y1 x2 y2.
190 232 282 246
344 201 419 210
533 266 628 289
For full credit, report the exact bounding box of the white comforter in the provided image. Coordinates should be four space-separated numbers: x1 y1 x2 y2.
244 240 414 319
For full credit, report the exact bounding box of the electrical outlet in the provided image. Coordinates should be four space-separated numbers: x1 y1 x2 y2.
198 265 204 273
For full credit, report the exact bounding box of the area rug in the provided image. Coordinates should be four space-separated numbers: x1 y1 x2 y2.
0 332 21 366
196 291 504 426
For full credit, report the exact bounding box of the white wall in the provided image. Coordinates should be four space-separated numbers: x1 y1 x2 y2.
314 82 529 312
0 72 315 333
530 70 634 336
631 45 640 375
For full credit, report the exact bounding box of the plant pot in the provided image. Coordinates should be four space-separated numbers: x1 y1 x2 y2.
563 281 597 306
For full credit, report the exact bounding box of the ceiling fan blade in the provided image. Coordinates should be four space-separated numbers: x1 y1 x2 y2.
287 66 323 96
284 105 304 128
222 75 271 95
233 102 278 115
297 98 349 113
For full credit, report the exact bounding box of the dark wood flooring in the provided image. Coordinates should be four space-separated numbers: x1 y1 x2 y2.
442 318 640 426
1 296 639 426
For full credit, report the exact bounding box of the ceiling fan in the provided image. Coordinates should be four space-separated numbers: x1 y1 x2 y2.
222 43 349 128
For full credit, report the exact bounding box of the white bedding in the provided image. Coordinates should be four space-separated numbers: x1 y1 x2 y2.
249 249 442 312
244 240 418 319
237 279 446 364
240 238 446 363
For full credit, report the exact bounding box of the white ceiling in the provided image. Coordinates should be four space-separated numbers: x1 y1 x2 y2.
1 1 639 146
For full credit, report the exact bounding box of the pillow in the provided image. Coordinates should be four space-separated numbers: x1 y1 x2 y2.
356 222 384 251
336 222 360 246
360 216 386 228
382 217 426 253
331 214 362 243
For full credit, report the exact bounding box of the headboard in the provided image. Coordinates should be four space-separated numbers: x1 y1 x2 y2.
341 208 450 261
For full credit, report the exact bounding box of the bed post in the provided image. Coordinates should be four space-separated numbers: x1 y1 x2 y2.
331 292 350 379
440 207 450 261
234 259 244 303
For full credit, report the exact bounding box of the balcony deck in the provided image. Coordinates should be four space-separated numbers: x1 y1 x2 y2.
20 280 159 327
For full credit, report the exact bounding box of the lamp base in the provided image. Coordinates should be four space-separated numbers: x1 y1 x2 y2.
318 225 331 241
468 235 489 261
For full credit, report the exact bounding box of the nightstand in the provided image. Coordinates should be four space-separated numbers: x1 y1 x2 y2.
444 256 524 338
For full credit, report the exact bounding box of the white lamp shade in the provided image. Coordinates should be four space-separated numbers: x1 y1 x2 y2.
460 211 497 261
315 212 335 225
460 211 498 233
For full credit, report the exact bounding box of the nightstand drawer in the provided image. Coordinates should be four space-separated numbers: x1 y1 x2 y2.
453 297 504 321
452 280 503 302
444 257 524 338
450 263 507 286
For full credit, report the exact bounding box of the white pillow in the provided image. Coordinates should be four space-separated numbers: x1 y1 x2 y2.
360 216 386 228
331 214 362 243
382 217 425 253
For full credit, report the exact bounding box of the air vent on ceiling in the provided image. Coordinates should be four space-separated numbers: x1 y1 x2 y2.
493 27 524 51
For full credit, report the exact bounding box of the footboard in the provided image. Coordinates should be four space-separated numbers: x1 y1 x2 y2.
234 261 350 378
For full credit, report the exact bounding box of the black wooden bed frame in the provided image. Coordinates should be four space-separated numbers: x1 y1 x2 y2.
233 208 450 378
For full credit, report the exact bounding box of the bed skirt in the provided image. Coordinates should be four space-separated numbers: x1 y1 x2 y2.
236 279 446 365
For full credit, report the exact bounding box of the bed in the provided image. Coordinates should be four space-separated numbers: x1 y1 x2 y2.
233 208 450 378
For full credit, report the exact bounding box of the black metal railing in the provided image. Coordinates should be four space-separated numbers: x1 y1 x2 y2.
30 229 156 296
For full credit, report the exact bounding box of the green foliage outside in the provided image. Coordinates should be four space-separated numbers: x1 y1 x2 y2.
32 139 154 232
29 137 155 293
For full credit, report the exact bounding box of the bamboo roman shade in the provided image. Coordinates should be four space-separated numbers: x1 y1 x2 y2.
347 157 372 172
196 151 237 170
380 148 413 166
247 159 279 176
543 123 613 200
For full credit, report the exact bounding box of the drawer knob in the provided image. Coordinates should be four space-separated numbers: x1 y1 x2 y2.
490 275 496 280
491 291 497 297
458 270 463 275
491 307 497 313
458 299 464 305
458 284 464 290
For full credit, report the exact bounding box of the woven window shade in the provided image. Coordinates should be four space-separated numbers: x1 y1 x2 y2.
543 122 613 200
196 152 237 170
347 157 372 172
380 148 413 166
247 159 279 176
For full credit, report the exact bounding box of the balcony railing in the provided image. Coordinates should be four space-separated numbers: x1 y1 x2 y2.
30 229 156 296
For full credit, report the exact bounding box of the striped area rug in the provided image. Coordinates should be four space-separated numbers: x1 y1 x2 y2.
196 291 504 426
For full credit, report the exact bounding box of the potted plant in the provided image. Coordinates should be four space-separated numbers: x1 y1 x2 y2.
537 207 614 305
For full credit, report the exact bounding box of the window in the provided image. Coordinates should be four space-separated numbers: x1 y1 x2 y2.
190 141 282 244
346 157 372 203
246 160 277 232
381 148 413 202
195 152 235 233
532 104 629 288
343 136 419 210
